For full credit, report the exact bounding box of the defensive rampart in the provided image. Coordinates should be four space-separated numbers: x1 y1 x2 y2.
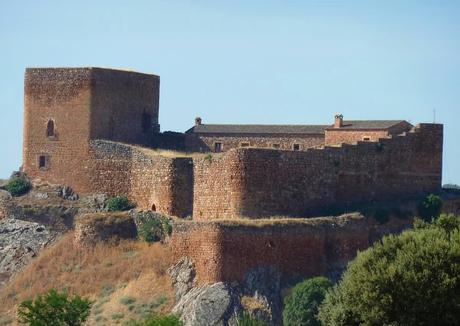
89 140 193 217
172 214 412 285
193 124 443 219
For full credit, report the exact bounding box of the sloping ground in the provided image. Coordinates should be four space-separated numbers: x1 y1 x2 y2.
0 233 174 326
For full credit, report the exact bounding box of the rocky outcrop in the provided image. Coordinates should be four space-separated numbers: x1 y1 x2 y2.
0 218 55 288
168 257 197 301
169 257 282 326
0 190 13 219
173 282 241 326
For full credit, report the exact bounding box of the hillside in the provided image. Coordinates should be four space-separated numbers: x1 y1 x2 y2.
0 233 174 325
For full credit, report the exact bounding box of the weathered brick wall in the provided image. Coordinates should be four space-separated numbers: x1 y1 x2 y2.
324 121 412 146
192 151 245 219
90 68 160 145
185 133 324 152
325 129 389 145
89 141 193 217
23 68 94 191
171 214 412 285
194 124 443 219
23 67 160 194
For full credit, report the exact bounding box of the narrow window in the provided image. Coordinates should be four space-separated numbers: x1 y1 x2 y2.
38 155 49 169
214 142 222 152
142 112 152 133
46 120 55 138
272 143 280 149
293 144 300 151
151 203 156 211
362 137 371 141
240 142 250 147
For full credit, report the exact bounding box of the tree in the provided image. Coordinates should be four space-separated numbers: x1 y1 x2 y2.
18 289 92 326
318 215 460 326
417 194 443 221
283 276 332 326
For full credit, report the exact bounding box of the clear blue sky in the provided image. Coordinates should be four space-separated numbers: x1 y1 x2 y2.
1 0 459 183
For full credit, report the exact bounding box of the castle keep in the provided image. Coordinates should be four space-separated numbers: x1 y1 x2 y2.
22 67 444 283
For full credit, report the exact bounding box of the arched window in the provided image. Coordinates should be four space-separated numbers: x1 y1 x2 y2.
46 120 55 138
151 203 156 212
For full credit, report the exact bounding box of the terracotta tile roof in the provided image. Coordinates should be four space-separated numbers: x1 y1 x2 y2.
326 120 408 130
186 124 328 135
186 120 409 135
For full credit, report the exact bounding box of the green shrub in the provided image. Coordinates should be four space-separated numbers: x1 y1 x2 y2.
317 215 460 325
4 176 31 197
136 211 172 243
18 288 92 326
418 194 443 221
119 296 136 305
373 207 390 224
126 314 182 326
283 276 332 326
107 195 136 212
236 312 267 326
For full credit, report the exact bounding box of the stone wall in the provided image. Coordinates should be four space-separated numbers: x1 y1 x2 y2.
90 68 160 145
171 214 412 285
89 140 193 217
325 129 389 145
23 67 160 194
324 121 412 145
185 133 324 152
74 212 137 246
192 151 245 219
23 68 94 192
193 124 443 219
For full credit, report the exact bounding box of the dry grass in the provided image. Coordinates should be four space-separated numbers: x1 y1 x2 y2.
241 295 268 312
177 213 363 228
0 232 174 325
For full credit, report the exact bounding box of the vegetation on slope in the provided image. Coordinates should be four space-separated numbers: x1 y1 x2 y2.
317 214 460 325
0 233 174 325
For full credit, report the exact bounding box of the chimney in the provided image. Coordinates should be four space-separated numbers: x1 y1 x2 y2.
195 117 202 126
334 114 343 128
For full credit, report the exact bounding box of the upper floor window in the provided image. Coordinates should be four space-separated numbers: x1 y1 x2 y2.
293 144 300 151
214 142 222 152
272 143 280 149
240 142 250 147
46 120 55 138
362 137 371 141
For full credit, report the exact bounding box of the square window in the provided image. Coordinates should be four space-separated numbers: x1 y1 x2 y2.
214 142 222 152
293 144 300 151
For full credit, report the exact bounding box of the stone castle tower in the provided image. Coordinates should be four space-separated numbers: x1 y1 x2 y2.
23 67 160 190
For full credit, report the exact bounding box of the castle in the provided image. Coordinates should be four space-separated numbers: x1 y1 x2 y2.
23 67 443 219
23 67 444 283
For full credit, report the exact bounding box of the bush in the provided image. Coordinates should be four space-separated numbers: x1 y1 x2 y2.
4 176 31 197
236 312 267 326
317 215 460 325
418 194 443 221
126 314 182 326
283 276 332 326
373 207 390 224
107 195 136 212
17 288 92 325
135 211 172 243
